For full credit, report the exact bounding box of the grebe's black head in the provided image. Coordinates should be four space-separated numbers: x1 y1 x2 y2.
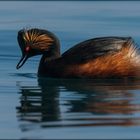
16 28 60 69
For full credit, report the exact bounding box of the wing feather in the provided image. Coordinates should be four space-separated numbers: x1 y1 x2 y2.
62 37 133 64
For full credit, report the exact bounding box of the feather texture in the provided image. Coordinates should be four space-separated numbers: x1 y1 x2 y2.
63 45 140 78
22 29 53 51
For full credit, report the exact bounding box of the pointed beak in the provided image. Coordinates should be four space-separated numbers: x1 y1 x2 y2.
16 54 29 69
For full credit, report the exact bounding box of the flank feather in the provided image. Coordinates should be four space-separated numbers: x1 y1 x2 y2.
65 42 140 78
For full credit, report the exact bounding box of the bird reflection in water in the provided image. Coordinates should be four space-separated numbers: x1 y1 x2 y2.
16 78 140 130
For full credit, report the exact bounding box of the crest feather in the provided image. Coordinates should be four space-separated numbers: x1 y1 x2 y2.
22 29 54 50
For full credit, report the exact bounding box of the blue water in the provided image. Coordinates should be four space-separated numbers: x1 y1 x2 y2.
1 1 140 139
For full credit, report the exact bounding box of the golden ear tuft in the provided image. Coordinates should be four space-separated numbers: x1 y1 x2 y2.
22 29 54 50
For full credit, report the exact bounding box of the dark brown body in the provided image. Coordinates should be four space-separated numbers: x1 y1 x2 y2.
38 51 140 78
38 37 140 78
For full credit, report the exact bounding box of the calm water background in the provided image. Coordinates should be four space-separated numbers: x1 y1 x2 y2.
1 1 140 139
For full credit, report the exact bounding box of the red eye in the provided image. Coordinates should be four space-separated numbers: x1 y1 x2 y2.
25 46 30 52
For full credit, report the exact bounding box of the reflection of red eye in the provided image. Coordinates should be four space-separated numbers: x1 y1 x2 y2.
25 46 30 52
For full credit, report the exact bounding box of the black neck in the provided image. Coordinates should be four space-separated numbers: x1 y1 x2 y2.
38 38 61 76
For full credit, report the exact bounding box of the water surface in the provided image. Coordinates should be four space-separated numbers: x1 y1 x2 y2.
0 1 140 139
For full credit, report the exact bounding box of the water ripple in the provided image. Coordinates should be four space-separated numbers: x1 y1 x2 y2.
16 78 140 130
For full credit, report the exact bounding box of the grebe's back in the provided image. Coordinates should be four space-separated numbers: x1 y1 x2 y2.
62 37 136 64
60 36 140 78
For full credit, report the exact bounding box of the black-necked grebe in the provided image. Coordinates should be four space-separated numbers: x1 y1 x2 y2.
16 28 140 78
